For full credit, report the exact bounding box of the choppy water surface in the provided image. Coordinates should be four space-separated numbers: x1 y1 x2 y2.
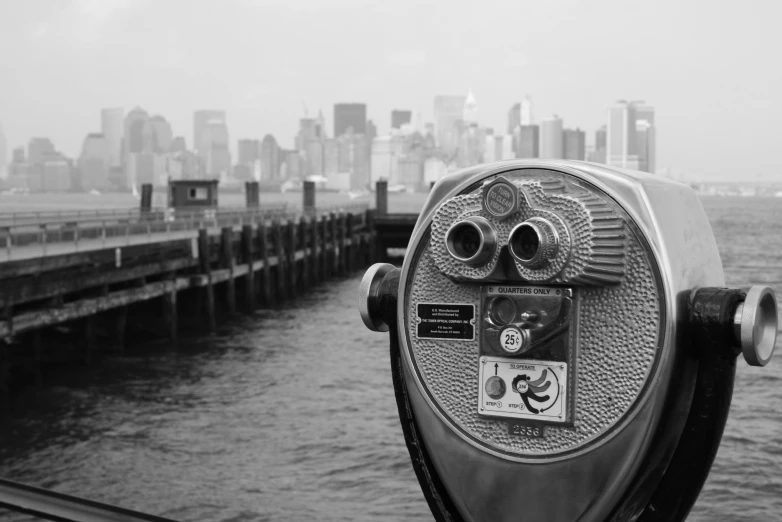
1 196 781 521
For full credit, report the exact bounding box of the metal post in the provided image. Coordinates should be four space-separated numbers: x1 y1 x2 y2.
376 180 388 215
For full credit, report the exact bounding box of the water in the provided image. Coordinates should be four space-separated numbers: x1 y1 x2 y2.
0 196 781 521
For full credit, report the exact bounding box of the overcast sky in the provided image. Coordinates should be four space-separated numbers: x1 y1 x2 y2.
1 0 780 181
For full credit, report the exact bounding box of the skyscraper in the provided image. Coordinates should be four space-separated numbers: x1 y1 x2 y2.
463 90 478 124
333 103 367 137
433 95 466 156
635 105 656 173
124 107 149 156
170 137 187 153
589 125 607 163
563 128 586 161
636 120 656 174
260 134 281 182
78 133 109 190
606 100 648 171
515 125 539 158
539 116 564 159
391 110 412 129
521 96 533 126
101 108 124 167
28 137 55 165
203 119 231 177
194 110 226 158
142 115 173 153
507 103 521 134
238 139 260 166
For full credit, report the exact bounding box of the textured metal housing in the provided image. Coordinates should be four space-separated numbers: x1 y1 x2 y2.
407 169 662 456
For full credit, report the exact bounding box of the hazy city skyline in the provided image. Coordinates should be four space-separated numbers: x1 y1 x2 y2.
1 0 780 181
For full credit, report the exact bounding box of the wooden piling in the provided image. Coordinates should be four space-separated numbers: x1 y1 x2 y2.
345 213 354 274
163 278 178 344
198 228 216 333
286 220 297 297
32 329 43 386
83 316 96 365
241 224 256 312
220 226 237 315
366 209 377 265
115 306 128 353
258 221 273 306
338 213 347 276
303 181 316 217
319 216 328 282
299 218 310 292
0 343 8 410
272 220 287 301
312 216 321 285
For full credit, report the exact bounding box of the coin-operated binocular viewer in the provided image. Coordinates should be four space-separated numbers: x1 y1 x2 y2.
358 160 778 522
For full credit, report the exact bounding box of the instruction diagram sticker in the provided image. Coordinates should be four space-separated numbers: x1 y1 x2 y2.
478 356 567 423
416 303 475 341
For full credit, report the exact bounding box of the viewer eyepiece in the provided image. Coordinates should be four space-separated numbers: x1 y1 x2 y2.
444 216 498 266
508 217 559 269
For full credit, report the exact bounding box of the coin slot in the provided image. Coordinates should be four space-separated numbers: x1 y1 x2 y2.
489 297 516 325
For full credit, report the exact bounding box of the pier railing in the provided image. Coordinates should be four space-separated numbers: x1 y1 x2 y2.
0 204 370 262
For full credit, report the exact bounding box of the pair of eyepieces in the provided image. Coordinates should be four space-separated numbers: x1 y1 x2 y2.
444 216 559 269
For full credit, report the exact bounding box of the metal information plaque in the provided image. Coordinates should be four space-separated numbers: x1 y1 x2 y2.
478 356 568 423
416 303 476 341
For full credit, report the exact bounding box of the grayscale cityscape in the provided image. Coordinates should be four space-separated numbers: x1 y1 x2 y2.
0 1 780 522
0 97 659 194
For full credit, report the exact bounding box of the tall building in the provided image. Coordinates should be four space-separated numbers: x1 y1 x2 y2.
515 125 539 158
539 116 564 159
391 110 412 130
463 90 478 124
323 138 339 177
607 100 647 171
589 126 607 163
142 115 173 153
507 103 521 134
100 108 124 167
636 120 656 174
521 96 533 125
194 110 226 158
41 151 71 192
635 105 656 173
563 128 586 161
315 109 327 139
28 137 55 165
202 119 231 177
0 123 7 179
124 107 149 156
78 133 109 190
260 134 281 182
333 103 367 137
433 95 467 155
238 139 260 166
12 146 25 164
170 136 187 153
337 132 370 189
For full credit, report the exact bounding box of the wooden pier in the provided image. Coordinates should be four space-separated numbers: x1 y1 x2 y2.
0 181 418 407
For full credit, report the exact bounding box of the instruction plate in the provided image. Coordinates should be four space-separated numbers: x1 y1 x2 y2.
416 303 475 341
478 356 568 423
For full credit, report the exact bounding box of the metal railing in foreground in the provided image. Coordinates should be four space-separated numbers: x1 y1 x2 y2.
0 477 179 522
